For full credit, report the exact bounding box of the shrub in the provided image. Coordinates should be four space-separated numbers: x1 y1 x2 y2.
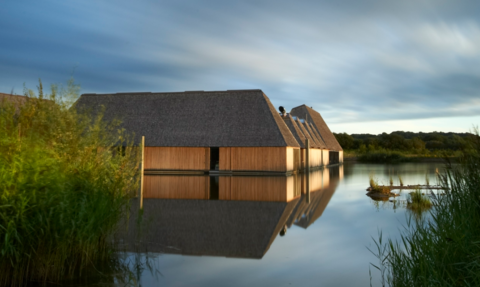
358 151 409 163
0 80 140 286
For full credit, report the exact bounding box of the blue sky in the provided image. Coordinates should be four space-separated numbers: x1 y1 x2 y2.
1 0 479 134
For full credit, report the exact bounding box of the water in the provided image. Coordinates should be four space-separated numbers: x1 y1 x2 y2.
92 162 447 286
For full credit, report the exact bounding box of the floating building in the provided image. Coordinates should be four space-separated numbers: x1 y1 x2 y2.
75 89 342 174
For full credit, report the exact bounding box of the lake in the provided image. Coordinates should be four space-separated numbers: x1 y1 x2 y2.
82 162 447 286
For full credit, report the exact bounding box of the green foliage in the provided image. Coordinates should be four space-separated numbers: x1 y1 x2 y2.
358 151 409 163
334 131 473 155
0 80 140 285
372 129 480 286
334 133 355 149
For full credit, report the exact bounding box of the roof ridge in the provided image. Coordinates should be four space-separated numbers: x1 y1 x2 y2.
81 89 264 97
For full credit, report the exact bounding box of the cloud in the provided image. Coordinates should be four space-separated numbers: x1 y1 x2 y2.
1 0 479 132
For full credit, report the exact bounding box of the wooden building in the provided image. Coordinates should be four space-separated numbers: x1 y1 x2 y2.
290 105 344 165
0 93 30 112
75 89 342 173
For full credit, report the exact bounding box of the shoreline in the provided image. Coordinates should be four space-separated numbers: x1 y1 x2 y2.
344 156 454 163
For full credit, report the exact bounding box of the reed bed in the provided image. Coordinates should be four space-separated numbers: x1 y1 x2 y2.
0 81 140 286
371 129 480 286
368 174 391 195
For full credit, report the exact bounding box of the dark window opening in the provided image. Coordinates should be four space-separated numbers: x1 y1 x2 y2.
210 147 219 170
329 151 339 164
209 176 219 200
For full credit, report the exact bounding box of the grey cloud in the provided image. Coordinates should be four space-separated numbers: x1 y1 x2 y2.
1 0 480 130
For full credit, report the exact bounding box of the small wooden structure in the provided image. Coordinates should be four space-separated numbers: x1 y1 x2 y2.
74 89 343 174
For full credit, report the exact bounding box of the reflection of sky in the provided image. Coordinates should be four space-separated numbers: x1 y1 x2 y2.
2 1 480 134
131 163 442 287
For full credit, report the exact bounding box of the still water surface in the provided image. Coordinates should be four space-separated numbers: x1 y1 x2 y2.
106 162 445 286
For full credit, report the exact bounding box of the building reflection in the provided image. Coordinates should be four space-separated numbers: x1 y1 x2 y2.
120 165 343 259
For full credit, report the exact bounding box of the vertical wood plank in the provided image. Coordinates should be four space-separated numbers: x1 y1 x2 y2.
306 139 310 203
140 136 145 209
205 147 210 170
144 147 209 170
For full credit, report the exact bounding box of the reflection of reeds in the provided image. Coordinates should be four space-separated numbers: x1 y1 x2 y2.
425 173 430 186
398 175 404 186
389 175 393 186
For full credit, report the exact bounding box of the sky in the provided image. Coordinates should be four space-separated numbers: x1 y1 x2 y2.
1 0 479 134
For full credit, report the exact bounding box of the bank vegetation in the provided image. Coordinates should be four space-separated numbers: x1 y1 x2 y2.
372 129 480 286
0 80 140 286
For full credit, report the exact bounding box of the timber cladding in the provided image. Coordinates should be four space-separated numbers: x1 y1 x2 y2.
220 147 291 172
219 176 301 202
287 147 301 171
308 149 323 168
322 150 329 166
143 176 209 199
145 147 209 170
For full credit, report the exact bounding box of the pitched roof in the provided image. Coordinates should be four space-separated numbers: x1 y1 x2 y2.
120 197 300 259
302 121 327 149
0 93 28 108
309 123 327 147
290 105 343 151
74 90 300 147
295 118 320 148
281 114 307 148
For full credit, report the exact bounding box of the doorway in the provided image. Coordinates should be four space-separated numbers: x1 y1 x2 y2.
210 147 219 170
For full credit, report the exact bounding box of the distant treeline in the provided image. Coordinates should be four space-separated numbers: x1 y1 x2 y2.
334 131 475 152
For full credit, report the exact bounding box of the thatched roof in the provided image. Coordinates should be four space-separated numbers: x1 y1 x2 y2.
120 197 300 259
295 118 320 148
281 114 307 148
0 93 28 108
75 90 300 147
290 105 343 151
309 123 327 147
302 121 327 149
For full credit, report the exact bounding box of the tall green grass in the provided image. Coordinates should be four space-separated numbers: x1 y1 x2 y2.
371 129 480 286
0 80 140 286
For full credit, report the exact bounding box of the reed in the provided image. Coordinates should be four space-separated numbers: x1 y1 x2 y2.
425 173 430 186
398 175 404 186
407 188 432 215
369 174 391 194
0 80 140 286
371 128 480 286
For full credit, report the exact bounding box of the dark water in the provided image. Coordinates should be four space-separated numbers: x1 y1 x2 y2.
87 162 446 287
